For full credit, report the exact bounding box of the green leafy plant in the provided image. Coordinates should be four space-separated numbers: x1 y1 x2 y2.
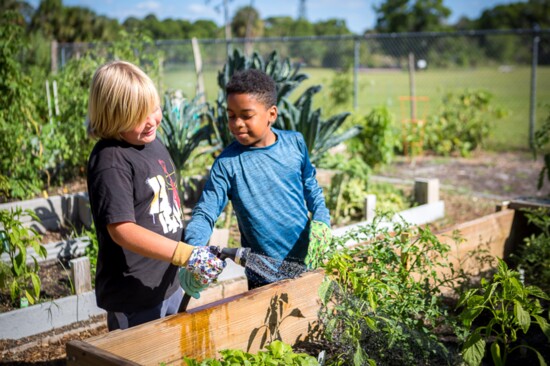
509 208 550 294
0 208 47 306
425 89 506 157
276 86 360 164
458 258 550 366
180 340 319 366
347 106 400 169
158 93 215 187
81 221 99 285
533 110 550 191
319 213 460 365
0 11 45 200
320 154 409 226
324 70 353 112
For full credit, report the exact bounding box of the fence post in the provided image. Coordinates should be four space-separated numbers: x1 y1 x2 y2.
192 37 206 104
70 256 92 294
364 194 376 221
408 52 416 122
353 38 359 110
529 25 540 150
51 39 58 74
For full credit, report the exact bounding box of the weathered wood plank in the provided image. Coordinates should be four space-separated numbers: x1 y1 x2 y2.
435 208 515 279
71 256 92 294
66 340 141 366
66 270 325 366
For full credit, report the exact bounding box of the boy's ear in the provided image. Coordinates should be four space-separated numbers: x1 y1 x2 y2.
268 105 278 124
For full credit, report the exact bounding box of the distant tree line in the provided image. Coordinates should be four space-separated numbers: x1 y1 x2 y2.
2 0 548 45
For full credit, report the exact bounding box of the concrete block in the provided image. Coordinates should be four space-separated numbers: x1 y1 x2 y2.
414 178 440 204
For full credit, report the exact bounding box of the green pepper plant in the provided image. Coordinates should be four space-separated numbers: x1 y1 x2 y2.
0 208 47 306
319 212 465 365
458 258 550 366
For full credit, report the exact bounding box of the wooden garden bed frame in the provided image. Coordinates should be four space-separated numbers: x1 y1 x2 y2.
66 204 534 365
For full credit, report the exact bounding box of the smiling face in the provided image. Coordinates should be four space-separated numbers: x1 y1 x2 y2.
227 93 277 148
120 105 162 145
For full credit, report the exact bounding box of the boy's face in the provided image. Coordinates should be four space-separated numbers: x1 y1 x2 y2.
120 105 162 145
227 93 277 148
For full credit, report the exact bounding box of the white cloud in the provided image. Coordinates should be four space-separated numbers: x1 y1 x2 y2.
136 1 161 11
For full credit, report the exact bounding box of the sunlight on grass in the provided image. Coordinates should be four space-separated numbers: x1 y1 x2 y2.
163 64 550 151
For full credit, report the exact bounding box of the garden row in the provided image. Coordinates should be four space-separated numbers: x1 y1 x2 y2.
0 176 443 342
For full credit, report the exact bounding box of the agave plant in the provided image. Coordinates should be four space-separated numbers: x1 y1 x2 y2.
211 48 361 163
211 48 310 150
158 93 215 189
277 86 361 164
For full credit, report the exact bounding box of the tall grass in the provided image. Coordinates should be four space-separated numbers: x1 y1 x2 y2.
163 64 550 151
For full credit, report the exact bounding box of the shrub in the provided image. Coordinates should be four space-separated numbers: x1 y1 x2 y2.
347 106 400 169
425 89 506 157
0 11 45 200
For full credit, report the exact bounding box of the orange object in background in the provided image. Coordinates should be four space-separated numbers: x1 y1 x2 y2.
399 96 429 158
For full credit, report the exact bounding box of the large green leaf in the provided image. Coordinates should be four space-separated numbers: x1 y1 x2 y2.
462 331 486 366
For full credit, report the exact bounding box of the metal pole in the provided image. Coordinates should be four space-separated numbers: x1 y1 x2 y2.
353 39 359 110
529 25 540 150
50 40 58 74
224 0 232 56
408 52 416 121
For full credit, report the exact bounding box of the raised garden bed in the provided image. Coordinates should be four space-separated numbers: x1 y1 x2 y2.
64 203 538 365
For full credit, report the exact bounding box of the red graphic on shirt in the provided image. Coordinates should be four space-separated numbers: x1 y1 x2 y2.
158 159 181 209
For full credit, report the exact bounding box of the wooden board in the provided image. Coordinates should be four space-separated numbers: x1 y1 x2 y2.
435 208 516 280
67 270 325 366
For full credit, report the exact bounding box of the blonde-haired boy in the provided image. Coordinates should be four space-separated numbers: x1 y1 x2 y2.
87 60 224 330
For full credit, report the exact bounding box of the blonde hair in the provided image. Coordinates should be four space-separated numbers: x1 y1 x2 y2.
87 60 160 140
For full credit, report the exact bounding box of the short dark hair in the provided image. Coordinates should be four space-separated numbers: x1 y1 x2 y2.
226 69 277 108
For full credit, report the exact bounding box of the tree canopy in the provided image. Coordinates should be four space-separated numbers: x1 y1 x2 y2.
14 0 548 44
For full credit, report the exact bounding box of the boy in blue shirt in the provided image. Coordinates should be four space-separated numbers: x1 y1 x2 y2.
184 69 332 290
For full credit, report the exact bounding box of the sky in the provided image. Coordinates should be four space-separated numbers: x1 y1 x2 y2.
28 0 527 34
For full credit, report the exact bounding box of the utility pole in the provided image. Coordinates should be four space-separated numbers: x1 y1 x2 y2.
207 0 232 55
223 0 232 55
298 0 306 19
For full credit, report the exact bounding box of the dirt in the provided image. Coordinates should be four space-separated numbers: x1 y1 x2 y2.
1 150 547 365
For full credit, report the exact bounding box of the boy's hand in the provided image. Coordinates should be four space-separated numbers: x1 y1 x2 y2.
178 268 206 299
305 220 332 269
185 246 226 285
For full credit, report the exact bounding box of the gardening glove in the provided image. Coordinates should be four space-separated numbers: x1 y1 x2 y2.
178 267 206 299
172 242 226 295
305 220 333 269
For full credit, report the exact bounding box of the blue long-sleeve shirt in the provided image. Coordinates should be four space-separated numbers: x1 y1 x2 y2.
184 128 330 265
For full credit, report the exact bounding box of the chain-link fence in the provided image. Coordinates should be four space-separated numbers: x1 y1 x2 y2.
58 28 550 150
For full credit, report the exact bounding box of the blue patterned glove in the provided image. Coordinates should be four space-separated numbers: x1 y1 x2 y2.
305 221 332 269
178 267 206 299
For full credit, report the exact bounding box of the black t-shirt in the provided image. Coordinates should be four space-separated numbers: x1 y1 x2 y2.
87 138 184 313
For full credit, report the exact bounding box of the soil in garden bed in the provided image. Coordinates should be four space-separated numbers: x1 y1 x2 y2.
0 315 107 365
0 260 73 313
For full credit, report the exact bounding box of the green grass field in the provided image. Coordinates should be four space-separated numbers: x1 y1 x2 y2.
163 64 550 151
